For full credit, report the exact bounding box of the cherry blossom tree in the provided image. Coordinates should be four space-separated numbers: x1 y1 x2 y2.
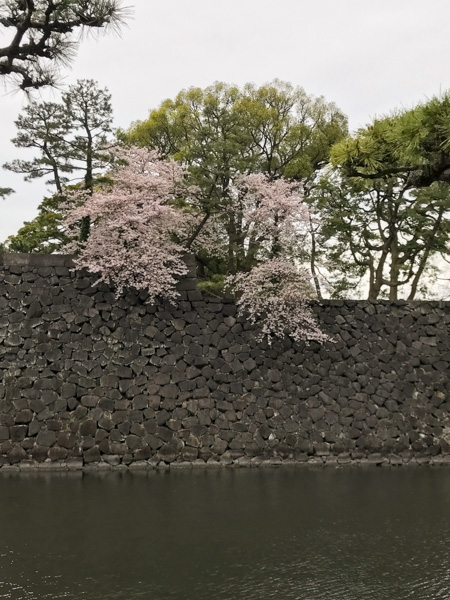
189 173 306 275
227 259 328 345
219 176 326 342
227 173 305 267
66 146 325 342
65 147 191 303
198 176 325 343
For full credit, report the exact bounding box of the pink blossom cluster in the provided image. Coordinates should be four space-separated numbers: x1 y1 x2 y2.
228 258 329 344
187 173 306 263
231 173 305 256
64 148 325 343
65 147 190 303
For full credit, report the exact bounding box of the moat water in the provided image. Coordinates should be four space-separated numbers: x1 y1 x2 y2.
0 468 449 599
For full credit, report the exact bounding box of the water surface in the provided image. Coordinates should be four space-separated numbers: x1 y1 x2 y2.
0 468 449 599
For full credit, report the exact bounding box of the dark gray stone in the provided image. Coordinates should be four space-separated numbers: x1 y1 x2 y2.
8 446 28 464
158 444 178 463
126 435 142 450
10 425 28 442
80 420 97 437
49 447 68 461
36 430 56 447
32 446 49 462
15 410 33 424
81 395 98 408
84 446 101 463
1 259 450 467
57 432 77 449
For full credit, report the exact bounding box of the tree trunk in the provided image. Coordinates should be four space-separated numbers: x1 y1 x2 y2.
389 240 399 300
226 214 236 275
309 211 322 300
408 206 446 300
79 121 94 242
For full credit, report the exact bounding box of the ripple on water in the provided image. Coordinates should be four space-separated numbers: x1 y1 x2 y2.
0 469 448 600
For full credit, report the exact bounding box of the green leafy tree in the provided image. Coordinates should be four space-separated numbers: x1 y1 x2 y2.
309 174 450 300
5 100 72 194
331 93 450 188
325 93 450 299
4 79 115 246
121 80 347 287
0 0 128 90
124 80 346 188
3 194 68 253
6 79 114 193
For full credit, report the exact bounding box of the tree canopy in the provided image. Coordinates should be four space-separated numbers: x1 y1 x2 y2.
2 194 67 253
5 79 114 193
5 80 450 311
121 80 347 288
309 174 450 300
65 146 327 342
66 147 191 302
0 0 128 90
123 80 347 183
331 94 450 188
4 79 115 246
323 94 450 299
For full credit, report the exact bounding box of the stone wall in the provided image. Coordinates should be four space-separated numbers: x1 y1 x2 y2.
1 252 449 470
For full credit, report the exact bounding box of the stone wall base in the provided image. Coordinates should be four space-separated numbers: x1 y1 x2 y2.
1 453 450 473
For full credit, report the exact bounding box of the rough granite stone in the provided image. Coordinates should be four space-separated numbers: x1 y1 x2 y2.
0 255 449 468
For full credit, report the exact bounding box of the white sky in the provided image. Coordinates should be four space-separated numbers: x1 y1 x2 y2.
1 0 450 241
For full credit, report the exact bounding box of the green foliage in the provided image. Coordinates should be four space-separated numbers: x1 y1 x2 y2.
121 80 347 286
123 80 347 187
5 101 73 192
0 0 128 90
197 274 227 298
325 93 450 299
310 173 450 299
3 195 68 254
0 187 14 198
331 93 450 187
5 79 115 194
3 79 115 251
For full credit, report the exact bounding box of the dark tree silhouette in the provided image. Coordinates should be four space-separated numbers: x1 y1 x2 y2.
0 0 129 90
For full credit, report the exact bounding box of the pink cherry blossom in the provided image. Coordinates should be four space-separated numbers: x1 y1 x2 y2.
65 147 325 342
65 147 190 303
228 258 329 344
229 173 305 260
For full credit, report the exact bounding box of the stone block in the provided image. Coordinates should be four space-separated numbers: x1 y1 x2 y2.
10 425 28 442
57 432 77 449
7 446 28 464
160 384 178 399
158 444 178 463
36 430 56 447
32 446 49 462
126 435 142 450
49 447 68 461
98 417 114 431
84 446 101 463
81 395 98 408
80 419 97 437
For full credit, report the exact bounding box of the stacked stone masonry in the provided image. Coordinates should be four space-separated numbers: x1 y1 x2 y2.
1 253 449 470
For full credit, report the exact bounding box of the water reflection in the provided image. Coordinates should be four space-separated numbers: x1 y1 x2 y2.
0 468 449 599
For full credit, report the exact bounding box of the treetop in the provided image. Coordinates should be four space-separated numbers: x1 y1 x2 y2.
331 92 450 188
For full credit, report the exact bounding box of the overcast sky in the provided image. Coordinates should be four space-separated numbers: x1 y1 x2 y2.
1 0 450 241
